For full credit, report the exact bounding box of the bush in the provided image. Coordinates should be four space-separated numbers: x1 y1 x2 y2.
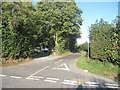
89 18 119 65
77 42 88 52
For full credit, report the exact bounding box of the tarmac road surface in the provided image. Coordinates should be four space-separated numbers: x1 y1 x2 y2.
1 52 119 89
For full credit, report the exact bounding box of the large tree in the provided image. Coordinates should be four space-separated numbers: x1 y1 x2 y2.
36 1 82 54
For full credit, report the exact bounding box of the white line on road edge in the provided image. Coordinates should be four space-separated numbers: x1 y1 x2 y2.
46 77 59 81
10 76 22 79
84 82 100 85
0 74 6 77
26 65 49 79
44 79 57 83
54 59 63 64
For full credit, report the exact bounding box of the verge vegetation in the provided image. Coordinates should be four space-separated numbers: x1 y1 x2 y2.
89 18 120 65
1 58 33 67
77 51 119 81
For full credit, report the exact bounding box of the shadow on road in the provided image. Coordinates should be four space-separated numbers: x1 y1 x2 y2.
114 73 120 83
33 52 50 59
76 85 83 89
76 76 120 89
76 84 118 90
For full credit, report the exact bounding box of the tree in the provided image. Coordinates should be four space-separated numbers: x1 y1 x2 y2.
2 2 36 59
89 18 119 65
77 42 88 52
114 16 120 65
2 1 83 60
36 1 82 54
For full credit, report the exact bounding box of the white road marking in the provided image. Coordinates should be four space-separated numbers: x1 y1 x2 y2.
53 63 70 71
26 77 39 80
62 82 77 85
10 76 22 79
26 65 49 79
0 74 6 77
105 86 119 88
62 80 77 86
83 70 88 72
31 65 49 76
26 76 43 80
84 82 100 85
83 84 100 87
46 77 59 81
44 77 59 83
44 79 57 83
31 76 44 79
104 83 119 86
64 80 77 83
54 59 63 64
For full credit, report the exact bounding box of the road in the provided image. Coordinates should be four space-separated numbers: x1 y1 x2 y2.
1 52 119 89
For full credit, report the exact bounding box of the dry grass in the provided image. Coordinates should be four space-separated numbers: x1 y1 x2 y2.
1 57 34 67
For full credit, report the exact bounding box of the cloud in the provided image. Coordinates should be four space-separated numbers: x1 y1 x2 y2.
77 33 89 45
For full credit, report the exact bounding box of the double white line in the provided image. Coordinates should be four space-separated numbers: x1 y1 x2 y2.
104 83 120 88
83 81 100 87
62 80 77 85
44 77 60 83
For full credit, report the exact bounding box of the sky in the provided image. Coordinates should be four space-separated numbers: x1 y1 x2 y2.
31 0 118 45
76 2 118 45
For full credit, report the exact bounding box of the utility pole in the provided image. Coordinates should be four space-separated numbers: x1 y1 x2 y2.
118 3 120 26
88 29 90 60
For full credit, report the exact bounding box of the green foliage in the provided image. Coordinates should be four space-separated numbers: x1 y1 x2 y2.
36 2 82 54
77 42 88 52
2 1 82 59
2 2 36 59
115 16 120 65
89 18 119 65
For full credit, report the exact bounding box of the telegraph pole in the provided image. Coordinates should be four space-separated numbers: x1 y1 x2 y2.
118 1 120 22
88 29 90 59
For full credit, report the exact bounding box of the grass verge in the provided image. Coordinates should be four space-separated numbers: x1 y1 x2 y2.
77 51 119 81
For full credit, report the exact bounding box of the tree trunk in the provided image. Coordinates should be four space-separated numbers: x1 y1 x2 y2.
54 32 58 55
55 32 58 47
